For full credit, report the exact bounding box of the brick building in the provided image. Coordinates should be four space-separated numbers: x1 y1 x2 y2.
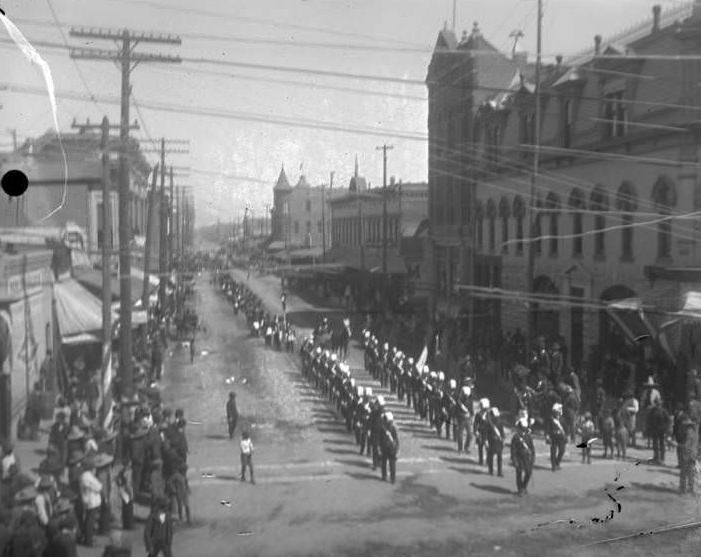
427 3 701 397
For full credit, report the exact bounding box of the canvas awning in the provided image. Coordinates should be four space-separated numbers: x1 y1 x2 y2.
54 278 104 338
75 269 157 304
62 332 100 345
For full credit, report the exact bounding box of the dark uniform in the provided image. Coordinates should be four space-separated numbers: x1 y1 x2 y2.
546 409 567 471
486 409 505 476
648 400 671 464
380 415 400 484
510 421 535 496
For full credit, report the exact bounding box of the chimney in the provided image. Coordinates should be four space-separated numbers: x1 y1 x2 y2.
390 176 396 186
594 34 602 55
556 54 563 67
652 5 661 32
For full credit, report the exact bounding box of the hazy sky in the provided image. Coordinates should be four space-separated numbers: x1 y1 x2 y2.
0 0 689 226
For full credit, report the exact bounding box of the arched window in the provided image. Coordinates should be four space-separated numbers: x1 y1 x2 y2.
499 196 511 254
616 181 637 260
568 188 585 257
652 175 677 261
534 196 543 256
486 199 497 252
513 195 526 255
545 192 560 257
475 200 484 251
590 185 609 258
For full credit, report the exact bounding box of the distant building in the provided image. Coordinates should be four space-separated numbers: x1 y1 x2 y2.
329 170 428 310
0 130 156 269
270 164 343 252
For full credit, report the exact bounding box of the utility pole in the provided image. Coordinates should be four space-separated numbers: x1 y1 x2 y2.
321 181 326 262
139 140 189 313
142 164 158 310
71 116 137 421
525 0 543 357
69 27 181 400
376 144 394 277
99 117 112 423
329 171 334 253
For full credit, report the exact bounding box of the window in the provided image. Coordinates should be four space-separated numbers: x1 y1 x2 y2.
520 112 535 159
545 193 560 256
534 213 542 256
513 196 525 256
652 176 677 261
487 125 501 165
474 200 484 251
616 181 637 261
294 221 299 234
486 199 497 252
306 199 311 212
569 188 585 257
590 186 609 258
563 99 573 148
604 91 626 138
499 197 510 254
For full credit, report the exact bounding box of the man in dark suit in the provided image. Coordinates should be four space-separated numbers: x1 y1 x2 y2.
226 392 239 440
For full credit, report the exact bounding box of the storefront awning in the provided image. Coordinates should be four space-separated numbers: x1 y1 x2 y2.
75 269 157 304
54 278 104 338
62 332 100 345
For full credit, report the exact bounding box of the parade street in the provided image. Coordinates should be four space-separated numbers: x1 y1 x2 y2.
145 272 701 557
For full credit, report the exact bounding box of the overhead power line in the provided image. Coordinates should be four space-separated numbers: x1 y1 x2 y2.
0 82 428 141
12 17 430 53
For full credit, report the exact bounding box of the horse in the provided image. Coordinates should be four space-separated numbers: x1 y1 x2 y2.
331 319 352 361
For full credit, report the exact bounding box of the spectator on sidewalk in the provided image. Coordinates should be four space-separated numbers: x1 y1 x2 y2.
78 456 102 547
239 431 255 484
48 412 69 468
1 442 18 506
144 497 174 557
23 383 44 441
226 393 238 440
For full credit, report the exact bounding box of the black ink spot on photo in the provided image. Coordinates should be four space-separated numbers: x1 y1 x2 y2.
1 169 29 197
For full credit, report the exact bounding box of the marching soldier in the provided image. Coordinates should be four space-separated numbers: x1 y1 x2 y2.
404 358 414 408
510 418 535 496
546 403 567 471
380 412 400 484
454 385 472 453
486 407 505 476
474 398 491 466
359 388 373 457
439 379 455 441
370 396 387 470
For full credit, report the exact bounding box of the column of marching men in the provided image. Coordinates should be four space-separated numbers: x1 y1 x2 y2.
213 270 537 494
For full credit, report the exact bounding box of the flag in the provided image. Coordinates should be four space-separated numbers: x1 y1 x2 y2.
417 345 428 368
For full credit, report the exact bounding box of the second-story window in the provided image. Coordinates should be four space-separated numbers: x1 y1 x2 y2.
604 91 626 138
562 99 573 148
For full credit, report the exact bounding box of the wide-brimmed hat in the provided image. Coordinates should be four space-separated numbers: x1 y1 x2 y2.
36 476 55 491
100 431 118 444
54 498 74 515
68 450 85 465
14 486 38 504
94 453 114 469
67 426 85 441
131 427 148 440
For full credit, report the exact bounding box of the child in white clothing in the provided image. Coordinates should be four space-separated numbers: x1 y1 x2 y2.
240 431 255 484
